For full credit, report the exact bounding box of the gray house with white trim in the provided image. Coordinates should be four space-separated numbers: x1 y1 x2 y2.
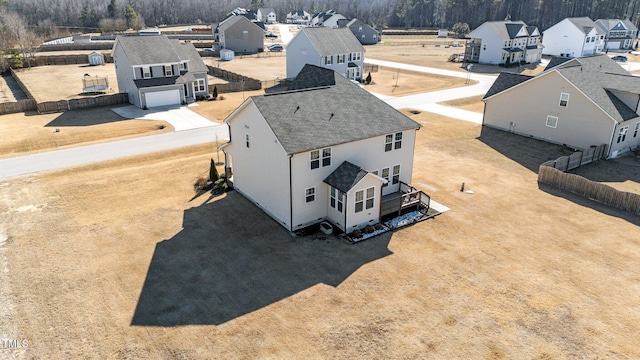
595 19 638 51
112 35 209 108
482 55 640 158
214 15 264 54
286 27 365 80
221 65 424 233
339 18 380 45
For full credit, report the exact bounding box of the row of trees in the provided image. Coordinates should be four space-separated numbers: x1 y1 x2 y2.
3 0 640 32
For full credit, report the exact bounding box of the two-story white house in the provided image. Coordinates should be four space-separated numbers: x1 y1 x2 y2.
595 19 638 51
111 35 209 108
256 8 276 24
286 10 311 25
221 65 426 233
542 17 605 57
286 27 365 80
464 20 542 65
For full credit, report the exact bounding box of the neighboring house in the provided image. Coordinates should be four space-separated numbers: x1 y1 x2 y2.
595 19 638 51
214 15 264 54
220 65 426 233
286 27 365 80
286 10 311 25
338 18 380 45
464 20 542 65
111 35 209 109
542 17 605 57
257 8 276 24
311 10 345 28
482 54 640 159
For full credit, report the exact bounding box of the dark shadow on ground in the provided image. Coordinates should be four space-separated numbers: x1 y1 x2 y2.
44 106 127 126
1 73 29 100
460 62 540 75
131 191 393 326
569 154 640 184
478 126 575 172
538 183 640 226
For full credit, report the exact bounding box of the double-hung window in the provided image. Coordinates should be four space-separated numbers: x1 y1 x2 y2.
142 66 151 79
392 165 400 185
385 132 402 151
559 93 570 107
337 55 345 64
355 190 364 213
381 167 390 187
310 148 331 169
305 187 315 203
634 122 640 138
617 126 629 143
196 79 206 92
365 187 375 209
164 65 173 76
325 56 333 65
330 187 343 212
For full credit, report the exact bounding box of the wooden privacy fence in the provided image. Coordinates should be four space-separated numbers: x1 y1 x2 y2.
0 99 37 115
32 53 113 66
207 66 261 93
36 93 128 113
538 166 640 214
541 144 607 171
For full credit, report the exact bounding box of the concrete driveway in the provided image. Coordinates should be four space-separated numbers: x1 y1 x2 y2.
112 103 215 131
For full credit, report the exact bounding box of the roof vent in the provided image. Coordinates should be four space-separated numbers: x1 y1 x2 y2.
294 105 300 113
329 113 334 121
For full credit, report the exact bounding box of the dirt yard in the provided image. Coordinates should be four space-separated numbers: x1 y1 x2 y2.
1 110 639 358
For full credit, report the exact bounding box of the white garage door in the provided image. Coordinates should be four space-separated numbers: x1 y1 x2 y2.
145 90 181 108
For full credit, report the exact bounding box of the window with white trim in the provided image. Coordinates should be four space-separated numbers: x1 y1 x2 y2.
337 54 345 64
385 132 403 151
559 93 570 107
381 167 389 187
180 62 187 71
634 122 640 138
164 65 173 76
392 165 400 185
330 187 343 212
196 79 206 92
143 66 151 79
546 115 558 128
349 52 361 61
365 187 375 209
305 187 315 203
617 126 629 143
355 190 364 213
245 133 250 148
362 34 366 40
310 148 331 169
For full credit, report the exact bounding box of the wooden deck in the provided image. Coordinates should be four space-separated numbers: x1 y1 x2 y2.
380 182 430 217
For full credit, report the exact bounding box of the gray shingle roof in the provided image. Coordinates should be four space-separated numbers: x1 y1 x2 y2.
114 35 207 73
246 65 421 155
324 161 370 193
544 56 573 71
286 64 336 90
566 17 604 35
483 72 533 99
485 55 640 123
300 27 364 56
596 19 638 32
474 21 527 40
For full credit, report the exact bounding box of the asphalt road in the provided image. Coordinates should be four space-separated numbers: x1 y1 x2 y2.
0 59 496 180
0 125 228 179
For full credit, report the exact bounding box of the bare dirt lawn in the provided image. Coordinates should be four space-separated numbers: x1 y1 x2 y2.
0 106 173 159
438 95 485 113
13 64 119 102
1 112 639 358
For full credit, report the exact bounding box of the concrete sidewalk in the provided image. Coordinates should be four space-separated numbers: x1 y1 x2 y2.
112 104 216 131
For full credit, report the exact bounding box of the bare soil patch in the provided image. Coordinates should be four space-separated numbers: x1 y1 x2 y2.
0 106 172 158
438 95 485 113
1 112 639 358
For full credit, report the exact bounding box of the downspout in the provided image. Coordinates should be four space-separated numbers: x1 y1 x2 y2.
289 154 293 232
224 121 233 180
343 193 348 233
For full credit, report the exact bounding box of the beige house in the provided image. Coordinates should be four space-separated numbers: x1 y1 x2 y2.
482 55 640 158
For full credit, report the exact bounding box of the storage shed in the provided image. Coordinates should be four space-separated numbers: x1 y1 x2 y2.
88 52 105 66
220 48 235 61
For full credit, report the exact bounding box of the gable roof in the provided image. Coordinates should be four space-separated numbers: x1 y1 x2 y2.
544 56 573 71
564 17 604 35
324 161 371 193
113 35 207 72
240 65 420 154
258 8 275 14
596 19 638 32
483 72 533 99
472 21 531 40
485 54 640 123
218 15 262 32
298 27 364 56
